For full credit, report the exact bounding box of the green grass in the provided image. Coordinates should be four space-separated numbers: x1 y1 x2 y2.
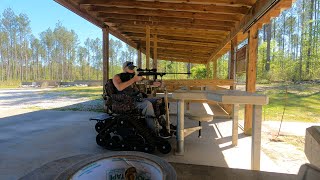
0 81 21 88
43 86 104 100
239 83 320 122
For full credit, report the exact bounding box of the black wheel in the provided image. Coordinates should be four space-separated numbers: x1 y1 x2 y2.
142 144 156 154
157 141 171 154
95 122 105 132
96 134 109 147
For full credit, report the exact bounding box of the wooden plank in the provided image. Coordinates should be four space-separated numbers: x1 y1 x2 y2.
245 24 258 135
102 26 109 88
154 45 215 53
206 62 210 78
153 33 157 69
126 33 223 44
93 7 242 22
163 79 235 86
252 105 262 170
158 57 207 64
170 90 268 105
138 44 142 69
232 104 239 146
230 38 237 90
146 25 150 70
213 60 217 79
99 14 236 28
138 39 218 47
123 0 255 7
106 18 232 31
79 0 250 14
119 25 229 36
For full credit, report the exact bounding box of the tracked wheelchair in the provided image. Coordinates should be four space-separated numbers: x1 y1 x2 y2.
91 79 172 154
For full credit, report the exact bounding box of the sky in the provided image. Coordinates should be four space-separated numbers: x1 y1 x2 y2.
0 0 105 45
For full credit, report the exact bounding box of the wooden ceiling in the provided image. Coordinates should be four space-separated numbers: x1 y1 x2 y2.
54 0 294 64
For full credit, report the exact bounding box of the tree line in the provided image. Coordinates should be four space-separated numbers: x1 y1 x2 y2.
257 0 320 82
1 0 320 84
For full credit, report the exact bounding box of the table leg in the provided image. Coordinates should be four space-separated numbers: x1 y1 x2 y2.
232 104 239 146
251 105 262 170
176 99 185 155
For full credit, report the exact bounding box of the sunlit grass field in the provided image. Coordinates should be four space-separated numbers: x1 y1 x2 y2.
238 83 320 122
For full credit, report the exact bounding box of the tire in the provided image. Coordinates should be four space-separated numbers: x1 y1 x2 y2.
157 141 171 154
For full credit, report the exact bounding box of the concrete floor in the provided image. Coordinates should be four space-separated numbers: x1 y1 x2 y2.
0 104 282 180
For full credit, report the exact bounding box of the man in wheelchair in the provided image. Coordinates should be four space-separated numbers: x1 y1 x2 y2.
112 61 173 138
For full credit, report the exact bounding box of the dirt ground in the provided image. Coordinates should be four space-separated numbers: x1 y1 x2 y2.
0 88 317 174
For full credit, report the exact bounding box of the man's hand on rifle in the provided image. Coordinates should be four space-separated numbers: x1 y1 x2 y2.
133 74 143 82
153 81 161 87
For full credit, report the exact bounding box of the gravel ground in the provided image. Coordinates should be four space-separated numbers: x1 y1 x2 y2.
0 88 104 111
0 88 317 174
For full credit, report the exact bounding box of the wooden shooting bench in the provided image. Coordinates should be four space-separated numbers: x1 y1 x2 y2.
158 89 268 171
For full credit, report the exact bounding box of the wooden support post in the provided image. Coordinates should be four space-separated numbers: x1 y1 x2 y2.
251 105 262 170
146 25 150 70
138 44 142 69
206 62 209 79
212 60 217 79
153 33 157 69
245 25 258 135
102 26 109 112
230 38 237 90
232 104 239 146
102 26 109 88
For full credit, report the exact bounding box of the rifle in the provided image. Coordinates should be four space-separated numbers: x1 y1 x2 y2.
119 68 191 82
136 68 191 80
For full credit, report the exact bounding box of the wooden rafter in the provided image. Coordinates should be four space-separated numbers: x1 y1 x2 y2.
105 19 232 32
98 14 236 28
124 32 224 42
78 0 250 15
137 39 217 47
130 0 255 7
118 26 229 36
90 7 242 22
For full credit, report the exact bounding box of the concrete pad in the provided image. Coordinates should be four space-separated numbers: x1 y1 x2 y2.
0 110 105 180
0 107 280 179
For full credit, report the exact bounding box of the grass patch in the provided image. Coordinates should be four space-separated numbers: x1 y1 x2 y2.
41 86 104 100
0 81 21 88
238 83 320 122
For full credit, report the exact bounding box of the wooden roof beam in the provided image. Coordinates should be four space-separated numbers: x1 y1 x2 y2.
98 14 236 28
90 7 242 22
133 0 255 7
105 19 231 32
79 0 250 15
157 56 208 64
126 33 223 43
141 42 216 51
118 25 229 36
122 30 227 39
138 39 218 47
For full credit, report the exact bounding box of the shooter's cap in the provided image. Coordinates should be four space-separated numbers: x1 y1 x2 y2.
123 61 136 70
